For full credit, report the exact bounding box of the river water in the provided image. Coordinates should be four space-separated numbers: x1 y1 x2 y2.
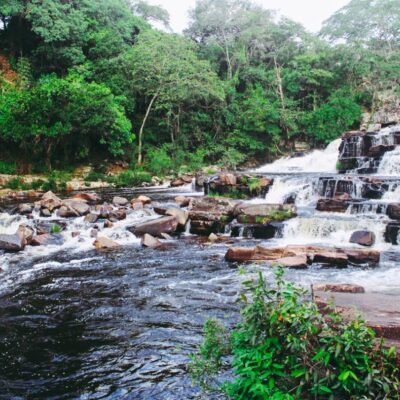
1 132 400 398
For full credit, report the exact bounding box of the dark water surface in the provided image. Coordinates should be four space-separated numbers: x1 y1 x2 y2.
0 238 239 399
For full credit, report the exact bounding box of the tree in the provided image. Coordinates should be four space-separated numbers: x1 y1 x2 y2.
0 74 133 170
124 29 224 164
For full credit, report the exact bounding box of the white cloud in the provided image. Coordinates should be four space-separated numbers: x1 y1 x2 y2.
147 0 350 33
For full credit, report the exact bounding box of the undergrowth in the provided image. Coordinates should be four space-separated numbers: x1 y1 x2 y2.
190 268 400 399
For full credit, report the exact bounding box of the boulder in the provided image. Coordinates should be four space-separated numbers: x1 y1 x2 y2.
84 213 99 224
225 247 258 262
17 225 34 245
219 174 237 186
345 249 380 264
17 203 33 215
349 230 375 247
61 200 90 215
130 216 178 237
30 234 64 246
34 221 67 235
109 209 126 221
93 236 120 250
313 283 365 294
166 207 188 226
313 251 348 267
0 233 25 252
113 196 129 207
175 196 191 207
387 203 400 220
95 204 114 219
40 208 52 218
71 192 101 204
160 232 173 240
171 175 193 187
141 233 162 248
131 201 144 211
137 195 152 205
208 233 218 242
273 255 308 269
385 222 400 244
104 220 114 229
41 191 62 212
58 206 80 218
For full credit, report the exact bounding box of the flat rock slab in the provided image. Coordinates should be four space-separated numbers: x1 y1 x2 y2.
315 291 400 340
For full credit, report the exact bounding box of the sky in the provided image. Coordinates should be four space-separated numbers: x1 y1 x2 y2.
147 0 350 33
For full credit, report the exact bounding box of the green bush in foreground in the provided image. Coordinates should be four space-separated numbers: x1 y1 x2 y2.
190 269 400 399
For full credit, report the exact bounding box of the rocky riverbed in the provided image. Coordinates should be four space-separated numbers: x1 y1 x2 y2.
1 125 400 398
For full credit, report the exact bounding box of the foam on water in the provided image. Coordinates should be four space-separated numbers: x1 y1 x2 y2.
255 139 341 173
378 147 400 176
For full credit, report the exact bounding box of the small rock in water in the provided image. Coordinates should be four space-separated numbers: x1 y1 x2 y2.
104 220 114 229
132 195 151 205
113 196 129 207
58 206 80 218
41 191 62 212
141 233 162 248
90 229 99 238
84 213 99 224
273 255 308 269
131 201 144 210
94 236 120 250
175 196 191 207
349 230 375 247
17 225 34 246
313 283 365 294
40 208 52 218
71 192 101 204
71 232 80 238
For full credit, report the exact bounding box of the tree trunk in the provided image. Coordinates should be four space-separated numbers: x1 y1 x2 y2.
138 93 158 165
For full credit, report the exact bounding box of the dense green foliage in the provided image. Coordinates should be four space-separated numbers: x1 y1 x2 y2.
0 0 399 174
190 269 400 399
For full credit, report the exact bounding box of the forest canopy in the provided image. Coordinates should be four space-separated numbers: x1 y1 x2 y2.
0 0 399 172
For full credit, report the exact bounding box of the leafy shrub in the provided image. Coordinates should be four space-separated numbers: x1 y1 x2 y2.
190 268 400 399
5 176 24 190
0 161 16 175
146 146 174 176
112 170 152 188
84 171 107 182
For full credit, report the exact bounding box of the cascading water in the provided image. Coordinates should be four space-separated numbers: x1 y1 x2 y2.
378 147 400 176
255 138 341 173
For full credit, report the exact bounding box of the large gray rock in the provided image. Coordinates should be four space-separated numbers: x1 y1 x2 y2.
61 200 90 216
113 196 129 207
130 216 178 237
0 233 25 252
17 203 33 215
166 207 188 226
17 225 34 245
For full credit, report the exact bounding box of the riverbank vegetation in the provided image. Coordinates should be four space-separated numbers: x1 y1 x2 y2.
0 0 399 176
190 269 400 399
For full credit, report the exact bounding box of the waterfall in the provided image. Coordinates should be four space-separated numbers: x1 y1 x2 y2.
255 139 341 173
280 216 387 248
378 147 400 176
264 176 319 206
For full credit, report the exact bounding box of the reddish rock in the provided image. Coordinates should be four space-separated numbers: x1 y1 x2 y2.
61 200 90 216
30 234 64 246
170 175 192 187
137 195 152 205
312 251 348 267
0 233 25 252
41 191 62 212
175 196 191 207
93 236 120 250
113 196 129 207
17 203 33 215
165 207 188 226
109 209 127 221
104 220 114 229
316 199 348 213
313 283 365 294
219 174 237 186
141 233 162 248
131 216 178 237
131 201 144 211
71 192 101 204
349 230 375 247
225 247 257 262
273 255 308 269
84 213 99 224
17 225 34 246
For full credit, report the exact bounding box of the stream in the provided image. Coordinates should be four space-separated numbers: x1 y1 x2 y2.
1 126 400 399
